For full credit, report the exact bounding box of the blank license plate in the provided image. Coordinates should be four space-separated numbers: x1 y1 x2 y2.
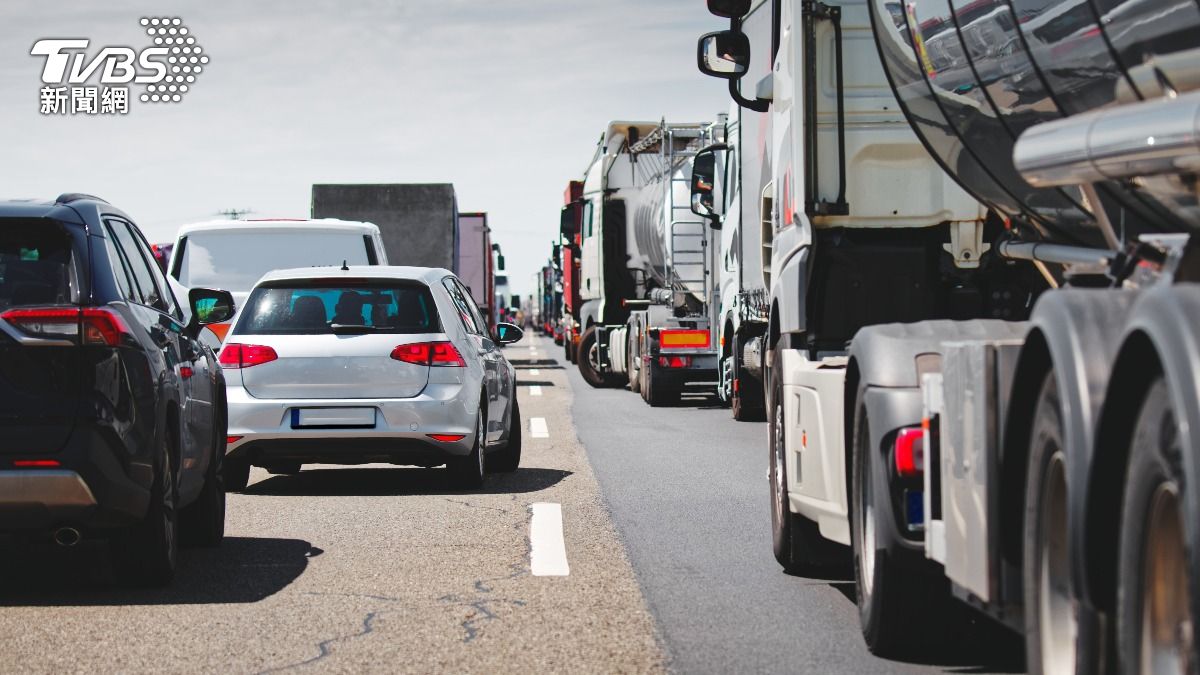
292 408 376 428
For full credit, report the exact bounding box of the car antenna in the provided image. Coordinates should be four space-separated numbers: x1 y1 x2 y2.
341 260 349 271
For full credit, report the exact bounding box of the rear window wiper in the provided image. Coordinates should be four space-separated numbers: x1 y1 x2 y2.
330 323 376 334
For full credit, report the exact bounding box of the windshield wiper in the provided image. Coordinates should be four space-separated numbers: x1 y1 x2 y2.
330 323 376 334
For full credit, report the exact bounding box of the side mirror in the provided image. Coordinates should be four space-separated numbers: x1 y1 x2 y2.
707 0 751 17
691 144 727 227
560 201 582 237
698 30 750 80
511 294 521 309
190 287 235 325
493 322 524 345
497 254 506 271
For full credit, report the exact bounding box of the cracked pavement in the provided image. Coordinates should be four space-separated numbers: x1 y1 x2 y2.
0 336 664 674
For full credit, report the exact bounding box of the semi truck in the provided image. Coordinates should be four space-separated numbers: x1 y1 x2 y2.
697 0 1200 670
561 120 725 405
311 184 498 330
559 181 584 363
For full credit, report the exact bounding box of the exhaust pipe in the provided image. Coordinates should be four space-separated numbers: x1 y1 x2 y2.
53 526 81 547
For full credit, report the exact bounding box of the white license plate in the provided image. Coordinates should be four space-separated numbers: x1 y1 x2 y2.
293 407 376 428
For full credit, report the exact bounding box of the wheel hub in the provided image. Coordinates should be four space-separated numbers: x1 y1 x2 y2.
1141 482 1193 675
1038 453 1077 674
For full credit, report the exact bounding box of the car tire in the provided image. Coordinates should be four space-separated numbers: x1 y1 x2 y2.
112 432 178 587
1117 377 1197 674
768 348 845 575
1022 373 1085 675
180 405 226 548
224 457 251 492
489 397 522 473
851 390 943 657
448 407 487 489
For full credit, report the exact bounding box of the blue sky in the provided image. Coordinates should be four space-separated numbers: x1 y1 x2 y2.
0 0 729 295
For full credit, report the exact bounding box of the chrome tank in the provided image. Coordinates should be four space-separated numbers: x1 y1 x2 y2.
629 160 710 303
867 0 1200 241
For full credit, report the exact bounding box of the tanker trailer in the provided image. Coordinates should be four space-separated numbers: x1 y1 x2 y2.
697 0 1200 668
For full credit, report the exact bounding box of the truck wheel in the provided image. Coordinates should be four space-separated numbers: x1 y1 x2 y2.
112 434 178 587
732 334 765 421
489 397 522 473
643 362 678 407
1023 374 1083 675
717 333 733 408
851 393 942 656
447 407 487 489
564 333 575 363
577 327 622 388
180 406 226 547
1117 377 1197 673
768 348 846 574
628 330 642 394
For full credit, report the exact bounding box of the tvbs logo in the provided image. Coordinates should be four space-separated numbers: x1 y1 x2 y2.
31 17 208 115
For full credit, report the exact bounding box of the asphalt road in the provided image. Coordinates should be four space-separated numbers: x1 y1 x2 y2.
565 345 1026 674
0 333 1024 673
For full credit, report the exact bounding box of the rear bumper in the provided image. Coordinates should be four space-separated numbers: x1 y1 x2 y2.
646 352 719 384
225 382 478 464
0 423 151 531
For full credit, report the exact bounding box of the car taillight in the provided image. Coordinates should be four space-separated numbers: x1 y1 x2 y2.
218 343 278 369
13 459 61 468
0 307 130 346
427 433 466 442
659 329 710 350
391 341 466 367
894 427 924 478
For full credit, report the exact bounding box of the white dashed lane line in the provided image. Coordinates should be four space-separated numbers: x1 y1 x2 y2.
529 385 543 397
530 503 570 576
530 417 549 438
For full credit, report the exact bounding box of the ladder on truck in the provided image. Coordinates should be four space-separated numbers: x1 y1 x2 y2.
659 121 715 320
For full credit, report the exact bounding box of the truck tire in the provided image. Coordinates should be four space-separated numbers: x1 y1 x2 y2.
180 405 226 548
642 362 678 407
1117 377 1197 673
768 349 846 574
564 333 576 364
628 329 642 394
851 392 943 656
489 396 522 473
1022 374 1084 675
731 333 765 421
447 406 487 489
112 432 178 587
577 327 622 388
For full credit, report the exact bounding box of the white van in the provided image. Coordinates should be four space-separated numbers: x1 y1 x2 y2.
168 218 388 345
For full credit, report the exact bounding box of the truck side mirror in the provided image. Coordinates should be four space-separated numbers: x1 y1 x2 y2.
497 254 506 270
697 30 750 80
560 201 582 237
707 0 751 17
691 144 727 228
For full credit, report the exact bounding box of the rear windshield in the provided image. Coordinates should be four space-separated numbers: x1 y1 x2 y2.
175 230 371 292
0 219 77 311
235 282 441 335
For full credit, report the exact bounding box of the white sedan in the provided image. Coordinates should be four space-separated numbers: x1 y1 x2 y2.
217 265 524 490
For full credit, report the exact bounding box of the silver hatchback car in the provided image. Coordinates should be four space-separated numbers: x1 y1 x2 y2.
218 266 524 490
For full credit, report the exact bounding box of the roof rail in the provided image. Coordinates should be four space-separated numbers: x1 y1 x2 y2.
55 193 109 205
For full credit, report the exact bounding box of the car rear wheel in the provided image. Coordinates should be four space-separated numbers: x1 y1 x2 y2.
489 397 522 473
112 433 178 587
448 407 487 489
181 405 226 547
224 457 251 492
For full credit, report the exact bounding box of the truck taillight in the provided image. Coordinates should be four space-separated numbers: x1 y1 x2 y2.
391 341 466 367
659 329 710 350
894 427 924 477
219 343 278 369
1 307 130 346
